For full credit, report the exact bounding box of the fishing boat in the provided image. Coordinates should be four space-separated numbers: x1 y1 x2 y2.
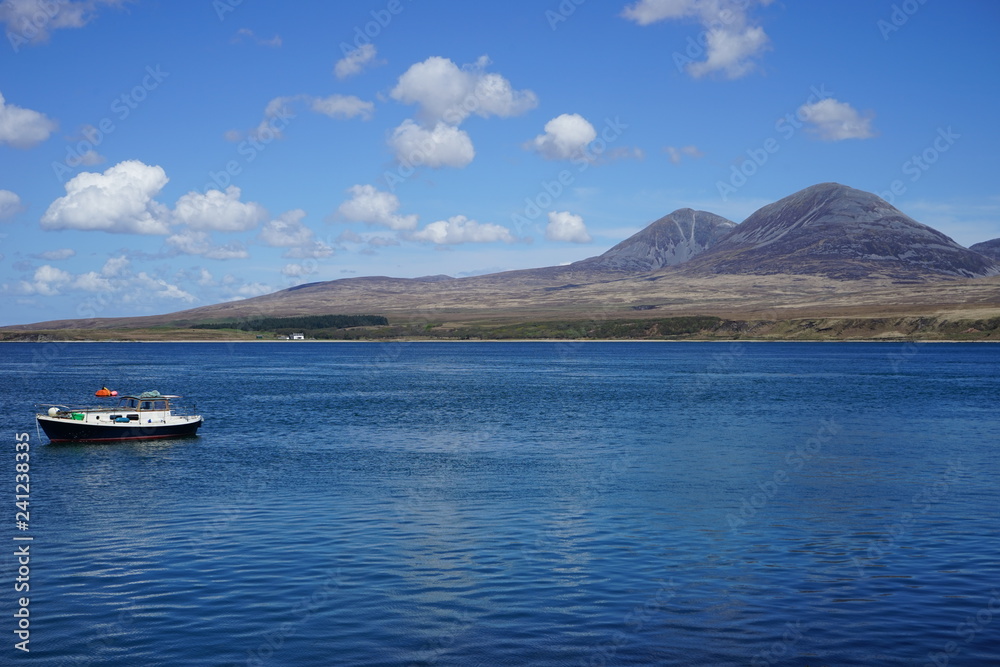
36 391 203 442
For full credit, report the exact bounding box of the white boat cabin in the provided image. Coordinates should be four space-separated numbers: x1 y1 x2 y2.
113 395 179 423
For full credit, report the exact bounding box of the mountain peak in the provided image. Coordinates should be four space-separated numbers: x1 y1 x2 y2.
575 208 736 272
682 183 1000 279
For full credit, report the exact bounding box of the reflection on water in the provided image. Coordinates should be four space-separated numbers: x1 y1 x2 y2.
3 341 998 665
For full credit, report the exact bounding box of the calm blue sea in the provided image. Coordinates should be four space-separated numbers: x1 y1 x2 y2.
1 341 998 666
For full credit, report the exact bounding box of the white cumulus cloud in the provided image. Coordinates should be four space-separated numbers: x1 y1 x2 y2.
546 211 591 243
335 43 378 79
528 113 597 161
41 160 172 234
411 215 515 245
390 55 537 125
0 90 57 148
19 264 72 295
389 119 475 169
335 184 418 230
386 56 536 170
40 161 271 251
622 0 774 79
172 186 267 232
798 98 876 141
0 189 23 219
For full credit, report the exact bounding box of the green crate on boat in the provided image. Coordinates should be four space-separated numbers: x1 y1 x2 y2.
71 412 85 420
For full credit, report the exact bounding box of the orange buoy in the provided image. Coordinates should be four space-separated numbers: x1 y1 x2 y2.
95 387 112 397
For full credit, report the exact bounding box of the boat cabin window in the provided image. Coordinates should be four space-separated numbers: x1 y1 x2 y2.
118 397 170 410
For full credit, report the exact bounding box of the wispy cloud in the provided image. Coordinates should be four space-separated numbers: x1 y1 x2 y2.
232 27 281 47
0 0 127 48
664 145 704 164
334 43 379 79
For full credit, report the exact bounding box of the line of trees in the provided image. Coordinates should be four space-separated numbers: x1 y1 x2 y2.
192 314 388 331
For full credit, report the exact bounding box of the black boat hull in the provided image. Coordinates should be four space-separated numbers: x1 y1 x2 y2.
37 416 203 442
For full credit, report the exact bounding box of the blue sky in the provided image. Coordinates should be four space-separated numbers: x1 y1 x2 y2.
1 0 998 326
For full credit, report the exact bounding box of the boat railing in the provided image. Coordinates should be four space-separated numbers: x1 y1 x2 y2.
35 402 201 418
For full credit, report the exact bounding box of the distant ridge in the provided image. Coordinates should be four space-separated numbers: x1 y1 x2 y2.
5 182 1000 331
970 238 1000 262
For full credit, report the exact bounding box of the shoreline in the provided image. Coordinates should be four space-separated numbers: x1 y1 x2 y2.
2 338 998 344
3 314 998 344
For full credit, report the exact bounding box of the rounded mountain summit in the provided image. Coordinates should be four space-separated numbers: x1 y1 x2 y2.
675 182 999 280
